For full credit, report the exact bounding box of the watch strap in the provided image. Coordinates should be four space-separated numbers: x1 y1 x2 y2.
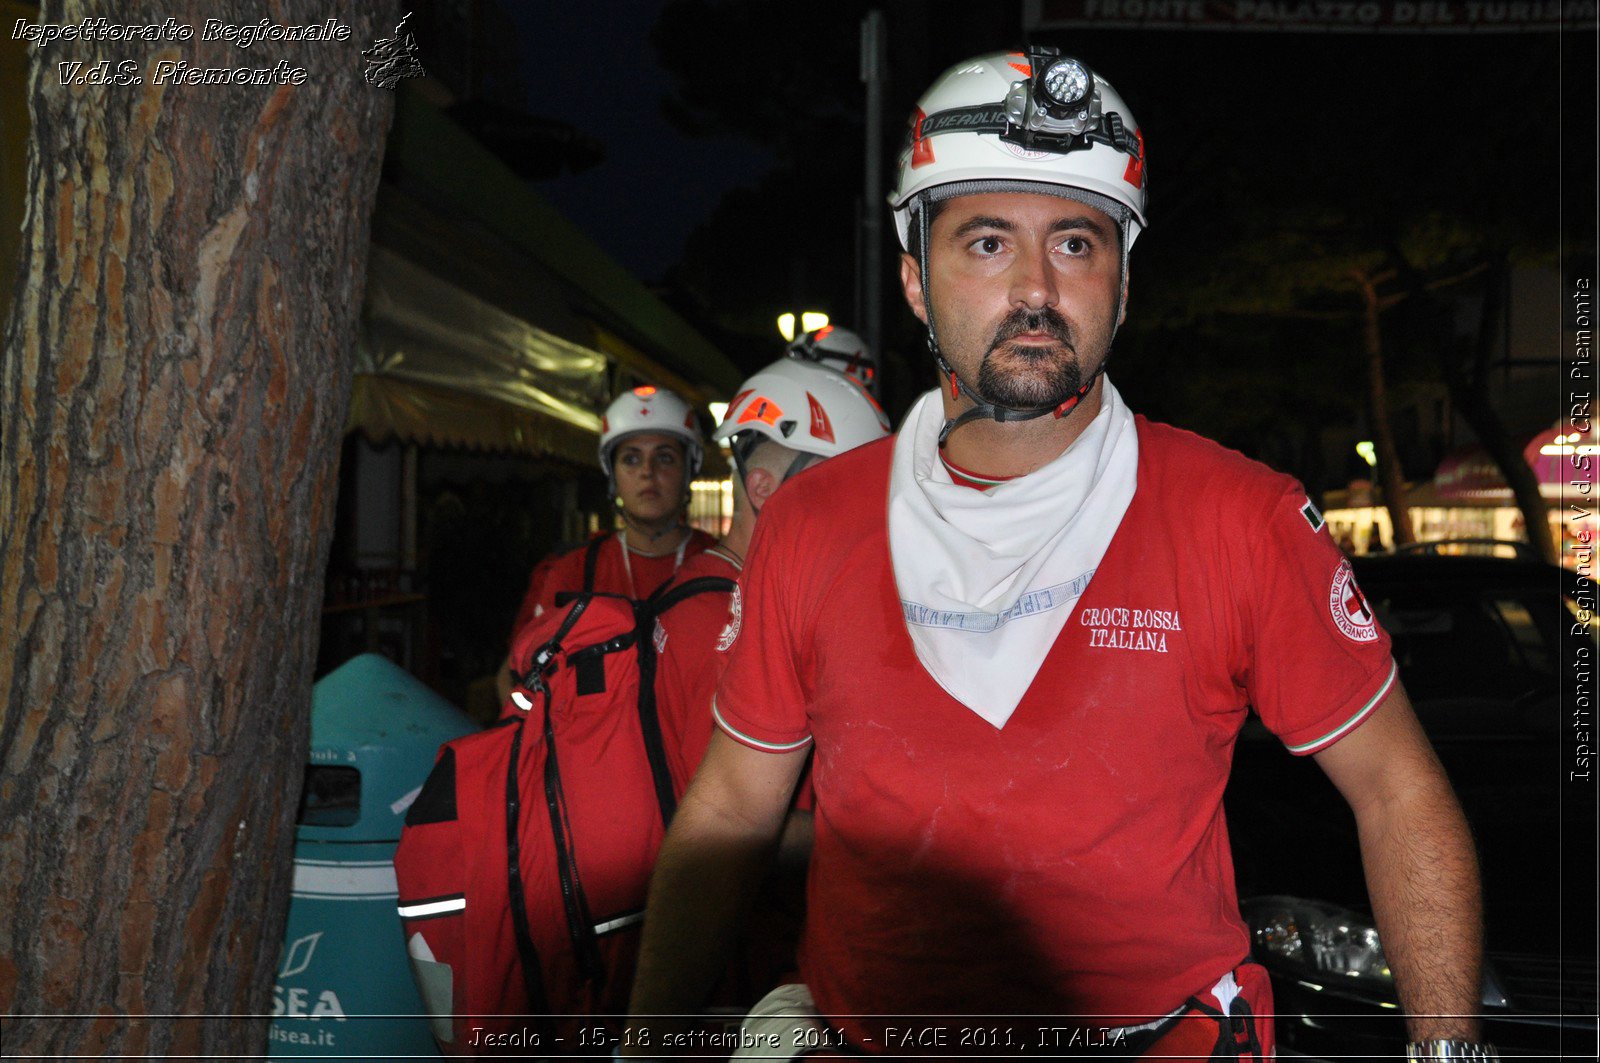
1406 1039 1500 1061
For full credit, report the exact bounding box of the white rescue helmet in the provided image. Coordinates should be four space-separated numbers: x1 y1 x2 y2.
785 325 879 388
889 48 1148 447
713 357 890 464
599 385 705 481
888 48 1148 252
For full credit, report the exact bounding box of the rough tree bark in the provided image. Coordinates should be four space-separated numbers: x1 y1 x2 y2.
0 2 396 1055
1352 268 1417 548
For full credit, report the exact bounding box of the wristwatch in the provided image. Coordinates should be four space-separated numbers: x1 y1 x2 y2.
1405 1040 1500 1061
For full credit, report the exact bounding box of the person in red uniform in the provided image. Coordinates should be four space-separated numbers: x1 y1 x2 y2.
495 385 716 704
624 49 1489 1062
651 354 890 1006
654 353 891 794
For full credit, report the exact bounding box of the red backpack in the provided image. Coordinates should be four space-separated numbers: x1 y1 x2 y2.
393 577 735 1056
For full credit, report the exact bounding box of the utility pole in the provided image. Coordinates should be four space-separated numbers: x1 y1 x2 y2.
861 9 886 394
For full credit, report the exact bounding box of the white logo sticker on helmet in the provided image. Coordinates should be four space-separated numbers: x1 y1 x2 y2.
1329 561 1378 643
716 585 742 653
1000 141 1052 161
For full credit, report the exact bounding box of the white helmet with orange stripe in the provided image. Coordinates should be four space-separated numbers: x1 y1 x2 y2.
713 358 890 487
599 385 704 481
888 47 1147 254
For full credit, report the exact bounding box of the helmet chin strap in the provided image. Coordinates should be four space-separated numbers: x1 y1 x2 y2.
932 348 1104 449
610 468 690 547
915 198 1126 449
619 504 686 546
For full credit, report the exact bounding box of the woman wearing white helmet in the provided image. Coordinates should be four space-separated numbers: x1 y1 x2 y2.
596 384 709 557
496 385 715 704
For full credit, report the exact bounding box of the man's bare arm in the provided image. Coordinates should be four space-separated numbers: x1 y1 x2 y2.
625 727 808 1054
1313 684 1483 1042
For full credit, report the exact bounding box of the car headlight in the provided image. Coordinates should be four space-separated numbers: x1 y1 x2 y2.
1243 895 1512 1009
1242 896 1393 988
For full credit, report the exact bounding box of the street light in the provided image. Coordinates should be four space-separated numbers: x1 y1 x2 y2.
1355 441 1377 467
777 311 830 343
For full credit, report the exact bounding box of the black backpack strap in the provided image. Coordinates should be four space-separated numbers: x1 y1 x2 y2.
508 599 635 999
502 579 737 1005
541 697 606 983
512 592 596 693
646 575 738 613
549 591 637 697
503 711 555 1033
633 576 740 826
581 532 609 593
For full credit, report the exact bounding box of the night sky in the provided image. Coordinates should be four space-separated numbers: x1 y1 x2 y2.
492 0 1592 472
500 2 1588 294
506 0 775 282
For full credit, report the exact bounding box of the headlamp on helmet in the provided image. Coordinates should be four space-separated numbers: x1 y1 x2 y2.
1039 56 1092 114
1001 46 1137 156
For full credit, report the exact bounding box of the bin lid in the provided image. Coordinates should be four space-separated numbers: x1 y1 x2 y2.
300 654 480 842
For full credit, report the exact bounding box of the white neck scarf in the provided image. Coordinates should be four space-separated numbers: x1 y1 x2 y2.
888 381 1138 728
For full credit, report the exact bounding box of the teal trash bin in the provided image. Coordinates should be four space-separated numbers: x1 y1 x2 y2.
269 654 480 1059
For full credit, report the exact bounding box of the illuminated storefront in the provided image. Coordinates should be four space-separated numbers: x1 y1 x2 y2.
1322 424 1597 566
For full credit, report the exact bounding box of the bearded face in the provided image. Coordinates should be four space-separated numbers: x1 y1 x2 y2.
904 191 1124 413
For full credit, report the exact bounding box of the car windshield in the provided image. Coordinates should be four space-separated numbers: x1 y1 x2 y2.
1367 584 1569 706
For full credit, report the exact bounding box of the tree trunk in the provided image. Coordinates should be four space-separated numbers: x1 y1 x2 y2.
1443 257 1557 563
0 2 395 1056
1353 269 1416 547
1459 390 1556 562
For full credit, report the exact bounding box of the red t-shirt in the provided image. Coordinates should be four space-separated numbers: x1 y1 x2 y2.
654 546 744 795
510 528 717 637
714 419 1396 1048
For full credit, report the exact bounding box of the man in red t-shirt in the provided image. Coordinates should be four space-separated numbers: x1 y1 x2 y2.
495 385 715 703
626 49 1486 1063
656 354 890 794
652 356 890 1003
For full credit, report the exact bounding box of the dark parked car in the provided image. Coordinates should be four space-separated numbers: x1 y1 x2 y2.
1226 552 1598 1059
